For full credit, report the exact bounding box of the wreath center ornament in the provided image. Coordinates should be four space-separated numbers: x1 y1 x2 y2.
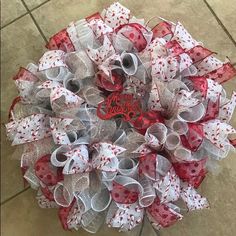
5 2 236 234
97 92 142 121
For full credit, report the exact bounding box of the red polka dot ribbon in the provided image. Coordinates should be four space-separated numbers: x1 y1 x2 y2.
147 197 182 228
173 158 207 188
180 123 204 152
111 181 139 204
115 23 148 52
35 154 64 186
46 28 75 53
139 153 157 180
58 199 76 230
152 21 173 39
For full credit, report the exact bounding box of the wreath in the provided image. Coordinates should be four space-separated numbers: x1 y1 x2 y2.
5 2 236 234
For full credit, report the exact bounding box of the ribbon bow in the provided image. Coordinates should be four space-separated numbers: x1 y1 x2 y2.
106 201 144 231
92 142 126 172
51 145 91 175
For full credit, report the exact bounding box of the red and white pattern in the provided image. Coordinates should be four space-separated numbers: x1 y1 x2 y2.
180 181 209 211
147 197 183 228
39 50 68 71
5 2 236 234
63 145 90 174
106 202 144 231
172 22 198 50
203 120 236 150
103 2 130 29
88 19 113 38
153 167 180 203
92 142 126 172
50 117 75 145
50 86 84 112
6 114 51 145
219 92 236 122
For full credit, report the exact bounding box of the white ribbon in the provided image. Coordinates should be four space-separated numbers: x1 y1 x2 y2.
92 142 126 172
145 123 168 150
138 175 156 207
51 145 90 174
178 103 205 122
65 50 95 78
165 131 181 150
91 187 112 212
120 52 139 76
118 158 138 178
81 209 105 233
106 201 144 231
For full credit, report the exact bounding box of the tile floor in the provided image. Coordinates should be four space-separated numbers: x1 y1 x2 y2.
1 0 236 235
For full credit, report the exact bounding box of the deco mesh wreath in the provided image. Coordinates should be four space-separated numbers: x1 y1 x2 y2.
5 2 236 234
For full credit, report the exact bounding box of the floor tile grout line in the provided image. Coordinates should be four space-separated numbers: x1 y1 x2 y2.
1 2 49 207
203 0 236 47
0 1 50 30
29 14 49 43
29 0 50 13
0 12 29 30
20 0 48 43
138 219 145 236
1 187 30 206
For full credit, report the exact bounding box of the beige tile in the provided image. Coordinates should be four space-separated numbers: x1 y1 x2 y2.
140 216 158 236
1 189 141 236
1 15 46 202
32 0 236 63
207 0 236 42
32 0 114 38
1 0 27 27
24 0 49 10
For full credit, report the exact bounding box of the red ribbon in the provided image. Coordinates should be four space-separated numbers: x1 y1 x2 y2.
152 21 173 39
180 123 204 152
188 76 208 98
41 186 55 201
115 23 148 52
8 96 21 121
201 96 220 122
186 45 213 64
58 199 76 230
111 181 139 204
139 153 157 180
85 12 102 22
9 67 39 120
166 40 185 56
96 72 123 92
13 66 38 81
35 154 64 186
147 197 181 227
229 138 236 147
46 28 75 52
204 62 236 84
130 110 164 135
173 158 207 188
